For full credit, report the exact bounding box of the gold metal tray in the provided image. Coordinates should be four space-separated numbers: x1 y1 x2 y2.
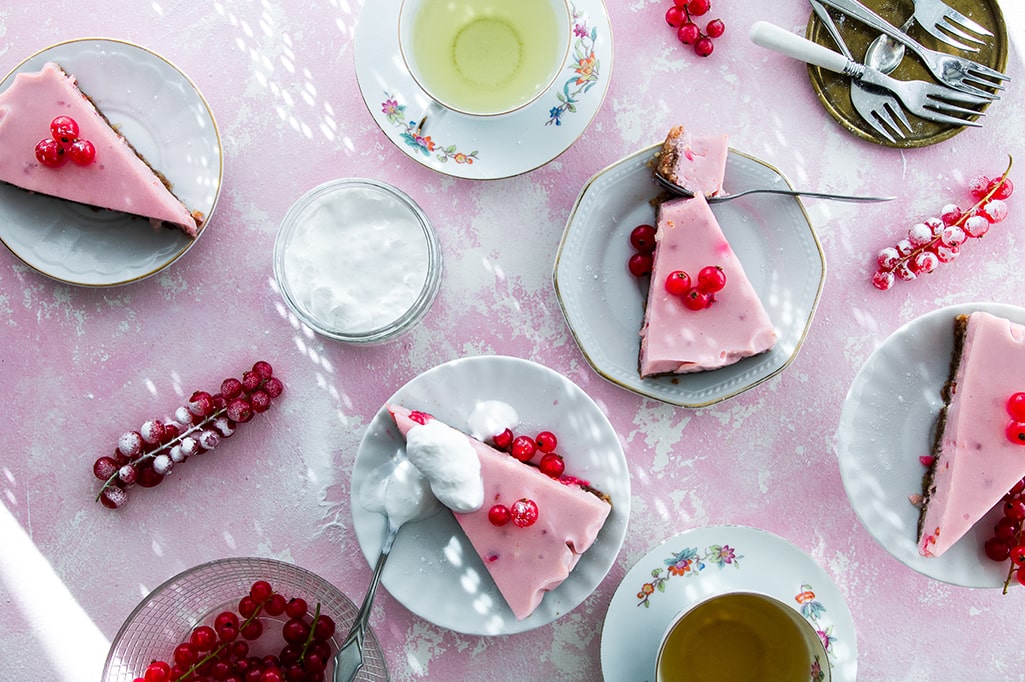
806 0 1008 148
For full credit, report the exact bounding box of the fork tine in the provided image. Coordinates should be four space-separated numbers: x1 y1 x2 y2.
925 96 985 118
875 103 911 141
928 20 983 51
861 104 898 143
940 5 994 37
917 104 983 127
938 17 987 45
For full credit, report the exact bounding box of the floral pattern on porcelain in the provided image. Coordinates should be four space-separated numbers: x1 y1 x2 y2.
547 6 601 127
635 545 839 680
381 95 479 165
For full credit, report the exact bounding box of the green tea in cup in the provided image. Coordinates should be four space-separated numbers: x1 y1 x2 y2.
655 592 830 682
399 0 570 116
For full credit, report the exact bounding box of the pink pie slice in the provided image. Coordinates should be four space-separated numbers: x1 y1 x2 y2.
387 404 612 620
654 125 729 198
639 193 777 377
919 312 1025 557
0 62 201 236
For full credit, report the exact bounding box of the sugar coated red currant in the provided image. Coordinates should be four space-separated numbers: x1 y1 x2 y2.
510 498 539 527
50 116 79 147
35 138 66 167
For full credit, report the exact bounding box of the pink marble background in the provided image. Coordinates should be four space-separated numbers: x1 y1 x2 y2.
2 1 1025 680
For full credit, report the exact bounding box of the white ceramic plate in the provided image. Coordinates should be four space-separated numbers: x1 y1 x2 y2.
836 302 1025 587
554 144 826 408
353 0 612 179
350 355 630 635
600 525 857 682
0 38 222 286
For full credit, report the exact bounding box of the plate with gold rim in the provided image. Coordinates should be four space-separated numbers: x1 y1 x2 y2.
805 0 1008 148
0 38 222 287
600 525 857 682
353 0 612 180
553 143 826 408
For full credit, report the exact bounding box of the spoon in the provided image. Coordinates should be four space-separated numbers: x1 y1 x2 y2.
654 172 895 203
333 523 398 682
864 16 915 77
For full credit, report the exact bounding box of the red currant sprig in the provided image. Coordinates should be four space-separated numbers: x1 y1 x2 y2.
93 361 283 508
35 115 96 168
980 477 1025 594
872 156 1013 291
665 0 725 57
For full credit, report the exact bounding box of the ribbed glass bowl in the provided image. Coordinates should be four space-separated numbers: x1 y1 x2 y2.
102 557 388 681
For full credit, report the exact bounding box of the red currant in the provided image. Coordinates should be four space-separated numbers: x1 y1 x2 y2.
68 138 96 165
312 614 336 640
510 435 537 462
539 453 566 478
665 5 685 27
535 431 558 453
143 661 172 682
995 516 1020 541
50 115 80 147
677 22 700 45
1004 497 1025 520
281 617 310 645
628 252 653 278
173 643 198 668
630 224 657 251
664 270 692 296
694 36 715 56
510 498 539 528
696 265 726 293
190 625 217 651
492 428 514 451
1006 421 1025 446
706 18 725 38
240 618 263 640
249 580 274 602
284 597 308 619
1010 545 1025 567
682 288 712 310
969 174 991 199
985 536 1011 562
1007 393 1025 421
688 0 711 15
93 456 119 480
35 138 67 167
252 360 274 379
488 504 511 526
871 270 895 291
265 593 287 616
989 176 1014 200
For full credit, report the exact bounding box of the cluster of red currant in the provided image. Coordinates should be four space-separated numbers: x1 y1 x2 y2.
93 361 283 509
871 157 1014 291
491 427 565 478
664 0 724 57
487 498 540 528
35 115 96 167
136 579 335 682
664 266 726 310
627 223 657 278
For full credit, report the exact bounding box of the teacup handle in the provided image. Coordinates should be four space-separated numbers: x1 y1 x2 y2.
414 101 447 136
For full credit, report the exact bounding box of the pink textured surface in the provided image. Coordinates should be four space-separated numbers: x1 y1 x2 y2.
1 2 1025 680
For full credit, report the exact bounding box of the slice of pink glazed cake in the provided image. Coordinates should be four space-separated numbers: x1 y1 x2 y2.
0 62 201 236
387 404 612 620
639 193 776 377
919 312 1025 558
654 125 729 197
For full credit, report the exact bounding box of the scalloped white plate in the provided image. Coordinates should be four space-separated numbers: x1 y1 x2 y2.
554 144 826 407
836 302 1025 587
0 38 222 286
350 355 630 635
353 0 612 179
601 525 857 682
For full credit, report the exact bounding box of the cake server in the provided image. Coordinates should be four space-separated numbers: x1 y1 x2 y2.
815 0 1006 98
750 21 990 128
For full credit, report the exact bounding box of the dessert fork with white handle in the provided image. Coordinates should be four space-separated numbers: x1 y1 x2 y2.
749 21 990 128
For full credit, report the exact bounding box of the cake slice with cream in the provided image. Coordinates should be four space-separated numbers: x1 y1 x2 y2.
918 312 1025 558
639 193 776 377
0 62 202 236
387 403 612 620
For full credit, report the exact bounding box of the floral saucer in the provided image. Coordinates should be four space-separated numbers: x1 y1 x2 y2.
600 525 857 681
352 0 612 180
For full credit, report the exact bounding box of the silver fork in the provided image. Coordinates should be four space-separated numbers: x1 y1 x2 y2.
750 22 989 127
810 0 911 142
817 0 1007 98
912 0 992 51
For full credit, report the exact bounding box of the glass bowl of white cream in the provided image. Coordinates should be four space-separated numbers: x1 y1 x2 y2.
273 178 442 344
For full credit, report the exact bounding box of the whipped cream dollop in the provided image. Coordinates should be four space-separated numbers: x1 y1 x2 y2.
467 400 519 441
405 419 484 513
359 458 440 529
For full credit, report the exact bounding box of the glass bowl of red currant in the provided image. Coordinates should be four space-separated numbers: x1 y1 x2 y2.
101 557 388 682
273 178 443 345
